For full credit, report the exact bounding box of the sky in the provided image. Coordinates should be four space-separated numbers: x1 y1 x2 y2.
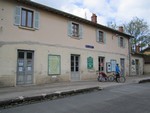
31 0 150 26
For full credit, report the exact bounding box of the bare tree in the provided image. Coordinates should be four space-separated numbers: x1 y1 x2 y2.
123 17 150 51
107 17 150 51
107 21 118 30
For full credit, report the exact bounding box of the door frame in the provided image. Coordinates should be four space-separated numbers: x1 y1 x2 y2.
16 50 34 85
98 56 105 72
70 54 80 81
135 59 139 75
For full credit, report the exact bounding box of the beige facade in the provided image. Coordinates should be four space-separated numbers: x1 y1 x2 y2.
0 0 131 87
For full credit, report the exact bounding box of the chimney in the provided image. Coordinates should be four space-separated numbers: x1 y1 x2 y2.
118 26 124 32
91 13 97 23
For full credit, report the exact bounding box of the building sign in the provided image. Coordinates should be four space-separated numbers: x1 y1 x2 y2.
87 57 93 69
48 55 60 75
85 45 94 49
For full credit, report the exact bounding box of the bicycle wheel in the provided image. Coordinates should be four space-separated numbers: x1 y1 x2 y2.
108 75 114 82
97 76 101 82
99 76 106 82
118 76 126 83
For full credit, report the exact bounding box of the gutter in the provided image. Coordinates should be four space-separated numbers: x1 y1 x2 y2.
12 0 133 39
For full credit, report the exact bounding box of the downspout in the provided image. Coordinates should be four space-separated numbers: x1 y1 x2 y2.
128 38 132 76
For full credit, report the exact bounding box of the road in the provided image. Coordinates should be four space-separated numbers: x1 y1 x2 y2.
1 83 150 113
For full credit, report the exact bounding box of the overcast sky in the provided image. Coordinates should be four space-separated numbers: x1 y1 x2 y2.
31 0 150 26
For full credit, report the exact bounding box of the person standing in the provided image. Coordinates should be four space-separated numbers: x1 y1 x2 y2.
115 64 120 82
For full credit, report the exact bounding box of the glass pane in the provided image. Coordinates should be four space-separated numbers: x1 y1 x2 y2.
71 56 74 61
101 58 104 63
18 52 24 59
99 31 103 42
27 60 32 66
27 53 32 59
120 37 124 47
21 10 26 26
75 56 79 61
71 62 74 67
72 23 79 36
27 11 33 28
71 67 74 72
76 67 79 71
101 67 104 71
76 61 78 66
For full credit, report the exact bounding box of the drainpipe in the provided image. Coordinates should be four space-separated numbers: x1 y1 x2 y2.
128 38 132 76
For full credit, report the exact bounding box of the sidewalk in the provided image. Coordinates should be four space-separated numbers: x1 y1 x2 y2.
0 75 150 108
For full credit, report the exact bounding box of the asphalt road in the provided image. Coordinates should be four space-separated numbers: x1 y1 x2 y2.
1 83 150 113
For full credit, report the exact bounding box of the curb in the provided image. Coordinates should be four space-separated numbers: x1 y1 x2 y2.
0 86 102 109
139 78 150 84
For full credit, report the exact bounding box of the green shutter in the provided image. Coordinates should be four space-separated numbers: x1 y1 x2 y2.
96 29 99 42
79 24 83 39
68 21 72 37
123 39 126 48
103 32 106 44
34 11 39 29
14 6 21 26
118 37 120 47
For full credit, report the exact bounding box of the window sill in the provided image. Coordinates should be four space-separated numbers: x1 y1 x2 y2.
18 26 36 31
71 36 80 40
120 46 125 48
97 41 105 44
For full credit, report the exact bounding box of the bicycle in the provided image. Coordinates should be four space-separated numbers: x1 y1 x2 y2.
97 71 126 83
97 71 115 82
109 73 126 83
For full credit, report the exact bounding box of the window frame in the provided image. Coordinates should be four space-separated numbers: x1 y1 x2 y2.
21 8 34 28
14 6 39 30
72 22 79 37
118 36 126 48
96 29 106 44
120 37 124 47
68 21 83 39
98 57 105 72
98 30 104 43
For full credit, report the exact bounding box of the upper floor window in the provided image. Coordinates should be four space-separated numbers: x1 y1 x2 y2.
72 23 79 37
118 36 126 48
14 6 39 30
21 8 34 28
120 37 124 47
68 21 83 39
96 29 106 43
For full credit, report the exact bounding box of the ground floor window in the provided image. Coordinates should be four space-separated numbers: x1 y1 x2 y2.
98 57 105 72
111 60 116 72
